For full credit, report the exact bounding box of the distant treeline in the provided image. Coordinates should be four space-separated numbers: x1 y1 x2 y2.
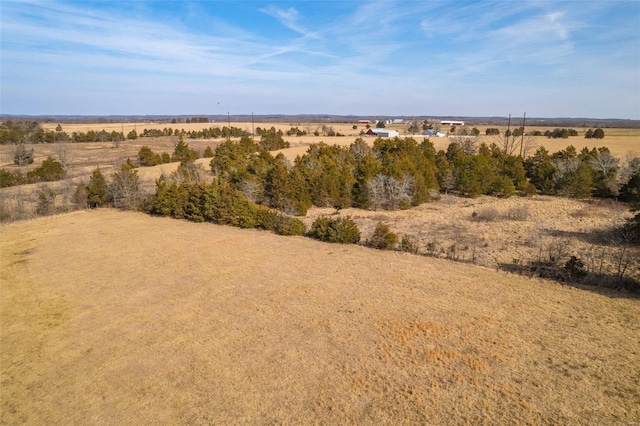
0 120 254 144
0 119 611 145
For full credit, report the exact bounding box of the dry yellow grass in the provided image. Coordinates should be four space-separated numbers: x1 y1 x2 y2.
313 194 639 282
2 210 639 424
39 121 639 163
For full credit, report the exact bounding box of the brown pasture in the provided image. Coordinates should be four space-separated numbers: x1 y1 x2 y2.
40 121 640 163
2 209 639 424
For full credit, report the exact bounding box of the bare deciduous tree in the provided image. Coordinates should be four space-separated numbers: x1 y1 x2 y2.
590 150 619 175
609 224 639 280
239 179 262 203
386 174 414 209
553 157 581 180
493 133 536 158
367 173 414 210
110 166 142 209
13 143 34 166
619 152 640 184
367 174 387 210
54 141 73 172
450 135 479 155
169 161 207 185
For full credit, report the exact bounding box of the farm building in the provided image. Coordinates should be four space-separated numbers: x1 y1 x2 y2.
440 120 465 126
358 120 372 124
366 128 399 138
423 129 447 137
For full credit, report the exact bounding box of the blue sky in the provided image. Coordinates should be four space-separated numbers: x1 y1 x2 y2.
1 0 639 118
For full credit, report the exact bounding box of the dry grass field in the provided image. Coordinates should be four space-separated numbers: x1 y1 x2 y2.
307 195 639 283
38 121 640 163
1 209 639 425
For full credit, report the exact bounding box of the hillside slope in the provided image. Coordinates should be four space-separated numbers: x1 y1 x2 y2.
1 210 638 424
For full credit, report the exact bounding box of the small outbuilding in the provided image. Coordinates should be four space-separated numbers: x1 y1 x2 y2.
423 129 447 137
367 128 399 138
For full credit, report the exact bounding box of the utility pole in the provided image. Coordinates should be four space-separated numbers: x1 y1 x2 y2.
520 112 526 158
252 112 255 139
506 113 512 153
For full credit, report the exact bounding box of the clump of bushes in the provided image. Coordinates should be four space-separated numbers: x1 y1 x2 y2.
505 206 530 221
367 221 398 250
399 234 419 253
13 144 34 166
137 145 163 166
35 185 57 216
471 207 499 222
143 178 304 236
1 157 66 187
471 205 530 221
308 216 361 244
0 169 26 187
274 215 306 236
259 127 290 151
28 156 65 182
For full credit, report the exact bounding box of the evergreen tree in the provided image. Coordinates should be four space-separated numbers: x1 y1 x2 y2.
27 156 64 182
259 127 290 150
172 136 199 164
593 128 605 139
87 167 110 208
137 145 161 166
525 147 556 194
368 222 398 249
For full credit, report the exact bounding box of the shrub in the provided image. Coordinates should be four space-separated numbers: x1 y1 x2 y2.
505 206 530 221
399 234 419 253
367 221 398 250
13 144 34 166
35 185 57 216
172 138 199 164
255 206 277 230
137 145 161 166
308 216 360 244
0 169 25 188
274 215 306 236
564 256 587 280
73 184 88 209
27 156 65 182
203 146 214 158
259 127 290 150
490 175 516 198
523 182 538 196
471 207 499 222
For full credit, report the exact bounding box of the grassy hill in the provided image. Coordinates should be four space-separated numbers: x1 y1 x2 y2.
1 209 639 424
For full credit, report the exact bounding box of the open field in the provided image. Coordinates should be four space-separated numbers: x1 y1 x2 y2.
38 121 640 163
1 209 639 424
307 194 639 283
2 121 638 280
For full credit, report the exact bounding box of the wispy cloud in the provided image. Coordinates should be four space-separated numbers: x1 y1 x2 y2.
260 5 318 39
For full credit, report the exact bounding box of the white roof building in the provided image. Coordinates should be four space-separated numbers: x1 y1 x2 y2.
369 128 399 138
